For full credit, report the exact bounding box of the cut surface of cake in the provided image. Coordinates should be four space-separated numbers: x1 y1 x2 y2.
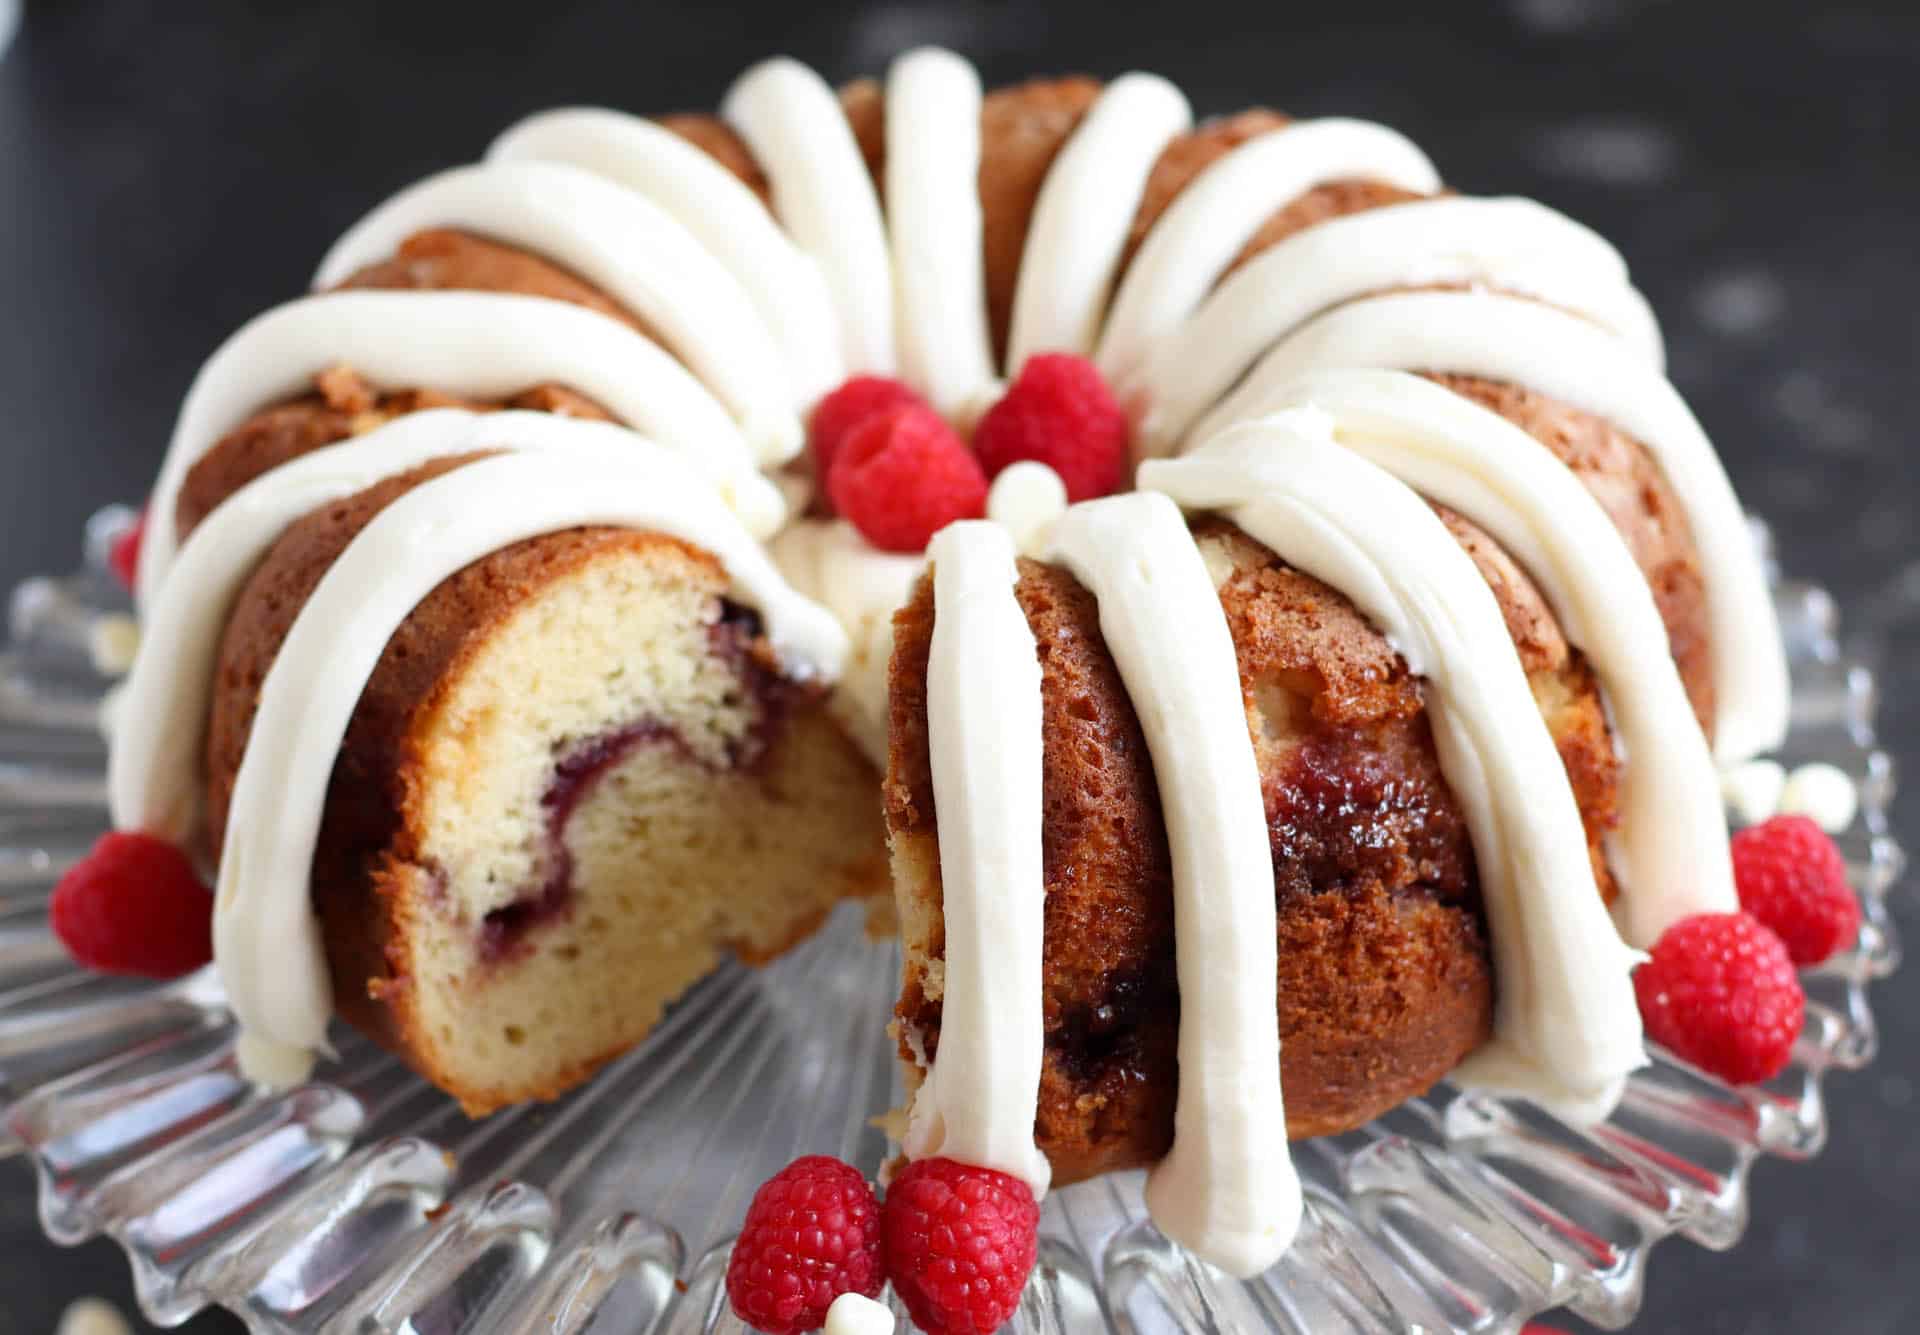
72 44 1807 1282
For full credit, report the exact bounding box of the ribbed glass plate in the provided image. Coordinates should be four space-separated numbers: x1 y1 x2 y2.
0 506 1902 1334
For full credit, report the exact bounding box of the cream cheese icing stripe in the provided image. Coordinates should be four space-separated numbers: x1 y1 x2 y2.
1047 492 1298 1279
1190 288 1787 764
109 408 682 850
1095 117 1442 386
1141 411 1646 1124
723 58 896 374
1130 196 1664 458
136 290 783 612
884 49 996 417
1005 73 1192 372
902 522 1051 1197
214 444 848 1081
486 107 845 407
1256 369 1735 948
312 160 804 465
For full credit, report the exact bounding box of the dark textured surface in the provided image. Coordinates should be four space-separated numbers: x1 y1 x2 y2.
1 0 1916 1330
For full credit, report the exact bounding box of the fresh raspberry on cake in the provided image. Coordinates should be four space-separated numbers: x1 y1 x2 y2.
882 1156 1039 1335
1634 911 1804 1085
809 375 926 487
726 1155 883 1334
1731 814 1860 965
51 832 213 978
828 403 987 552
973 353 1129 502
108 507 147 589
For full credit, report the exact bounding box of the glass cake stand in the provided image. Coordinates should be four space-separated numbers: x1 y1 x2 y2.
0 506 1901 1334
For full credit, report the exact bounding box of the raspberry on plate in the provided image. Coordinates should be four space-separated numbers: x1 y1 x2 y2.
51 832 212 978
108 506 147 590
827 404 988 553
809 375 926 489
1731 813 1861 965
726 1154 884 1335
972 353 1129 503
1633 911 1805 1085
882 1156 1039 1335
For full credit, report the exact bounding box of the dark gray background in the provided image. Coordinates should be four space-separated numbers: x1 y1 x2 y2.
2 0 1916 1330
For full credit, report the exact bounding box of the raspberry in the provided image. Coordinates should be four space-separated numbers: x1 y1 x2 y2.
108 507 147 590
1731 814 1861 965
51 832 213 978
809 375 926 488
827 404 987 553
726 1155 883 1334
1634 911 1804 1085
882 1156 1039 1335
972 353 1129 502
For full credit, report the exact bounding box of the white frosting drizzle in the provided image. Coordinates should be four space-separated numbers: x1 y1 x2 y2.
1190 288 1786 765
884 48 995 416
1141 411 1645 1120
112 408 672 848
903 522 1051 1197
137 290 782 610
312 160 803 465
1047 493 1298 1278
1004 74 1192 372
212 444 846 1078
487 107 844 406
1131 196 1664 457
723 58 896 374
1095 118 1441 385
1248 370 1735 947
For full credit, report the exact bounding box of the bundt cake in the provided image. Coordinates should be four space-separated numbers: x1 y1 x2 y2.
74 46 1794 1279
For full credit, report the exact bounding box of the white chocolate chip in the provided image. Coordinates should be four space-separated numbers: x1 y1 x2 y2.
88 614 141 677
56 1298 132 1335
1779 762 1859 833
1720 759 1786 826
987 461 1069 557
824 1291 896 1335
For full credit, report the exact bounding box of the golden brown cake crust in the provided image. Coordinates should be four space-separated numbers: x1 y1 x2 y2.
1121 109 1432 279
176 226 636 539
839 79 886 184
888 516 1622 1182
175 368 612 540
975 78 1104 362
1426 373 1714 733
658 113 773 205
332 228 642 328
